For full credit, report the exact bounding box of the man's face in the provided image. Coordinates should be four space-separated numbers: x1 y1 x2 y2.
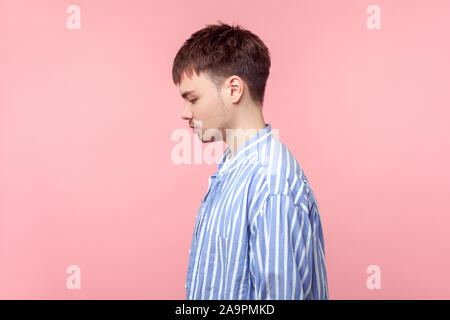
178 71 229 143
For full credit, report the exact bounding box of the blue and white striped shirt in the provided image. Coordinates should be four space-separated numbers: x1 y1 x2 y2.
186 123 329 300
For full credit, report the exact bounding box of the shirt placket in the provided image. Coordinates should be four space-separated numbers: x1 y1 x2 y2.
195 175 219 244
188 175 221 298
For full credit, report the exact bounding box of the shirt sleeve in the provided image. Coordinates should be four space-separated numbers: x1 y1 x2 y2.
249 192 329 300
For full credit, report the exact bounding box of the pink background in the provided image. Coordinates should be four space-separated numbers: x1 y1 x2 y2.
1 0 449 299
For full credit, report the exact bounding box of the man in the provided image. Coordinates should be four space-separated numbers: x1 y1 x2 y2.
172 21 329 300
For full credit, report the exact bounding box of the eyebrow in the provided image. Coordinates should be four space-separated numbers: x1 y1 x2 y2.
181 90 197 99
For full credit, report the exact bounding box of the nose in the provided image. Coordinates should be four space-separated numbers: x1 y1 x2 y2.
180 103 193 121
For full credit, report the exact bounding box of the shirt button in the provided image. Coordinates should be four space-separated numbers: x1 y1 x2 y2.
188 249 191 253
185 283 187 288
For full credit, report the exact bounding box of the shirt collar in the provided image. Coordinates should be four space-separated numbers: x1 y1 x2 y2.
215 123 272 178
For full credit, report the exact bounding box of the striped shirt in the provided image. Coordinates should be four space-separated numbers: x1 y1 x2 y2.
186 123 329 300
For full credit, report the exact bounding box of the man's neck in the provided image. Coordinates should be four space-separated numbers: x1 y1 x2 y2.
225 116 266 160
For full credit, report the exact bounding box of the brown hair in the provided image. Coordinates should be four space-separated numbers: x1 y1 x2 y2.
172 20 271 106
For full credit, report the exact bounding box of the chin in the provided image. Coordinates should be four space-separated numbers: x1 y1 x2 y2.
196 131 217 143
200 136 216 143
200 128 223 143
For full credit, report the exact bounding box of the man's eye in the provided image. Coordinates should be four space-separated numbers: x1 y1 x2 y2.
189 98 198 104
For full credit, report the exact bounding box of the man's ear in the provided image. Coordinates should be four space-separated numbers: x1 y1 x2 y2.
228 76 244 104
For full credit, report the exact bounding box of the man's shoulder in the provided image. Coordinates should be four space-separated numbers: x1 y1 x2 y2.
246 137 320 228
251 136 309 199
